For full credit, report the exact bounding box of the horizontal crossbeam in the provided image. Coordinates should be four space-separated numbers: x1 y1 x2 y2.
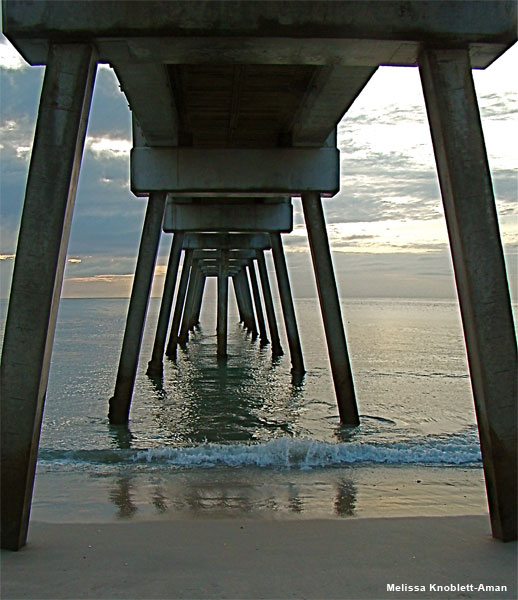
131 147 339 195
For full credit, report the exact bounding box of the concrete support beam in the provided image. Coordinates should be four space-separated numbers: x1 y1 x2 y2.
165 200 293 232
288 65 377 146
182 232 271 250
166 249 193 357
6 1 515 70
178 258 200 345
114 64 178 146
96 36 513 71
217 250 229 358
131 147 339 196
0 43 97 552
270 233 305 375
147 232 184 376
193 274 206 326
193 250 258 260
301 192 359 425
188 267 204 331
236 268 257 336
256 250 283 356
248 259 269 346
419 48 517 542
202 267 240 277
108 191 167 425
232 274 246 324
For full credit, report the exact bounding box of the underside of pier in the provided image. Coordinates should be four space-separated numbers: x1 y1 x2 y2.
1 0 516 550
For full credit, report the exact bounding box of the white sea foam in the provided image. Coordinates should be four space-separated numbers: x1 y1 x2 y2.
39 435 482 469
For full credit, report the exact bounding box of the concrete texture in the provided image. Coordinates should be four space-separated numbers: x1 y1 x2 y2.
419 48 517 542
0 44 97 551
108 192 166 425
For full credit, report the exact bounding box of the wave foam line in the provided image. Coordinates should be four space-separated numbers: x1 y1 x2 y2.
39 436 482 469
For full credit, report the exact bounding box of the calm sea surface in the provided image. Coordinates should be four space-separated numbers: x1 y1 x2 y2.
1 296 491 520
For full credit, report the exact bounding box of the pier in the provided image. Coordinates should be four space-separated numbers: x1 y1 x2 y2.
1 0 516 549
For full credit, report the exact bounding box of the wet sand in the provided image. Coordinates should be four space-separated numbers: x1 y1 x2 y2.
2 516 516 599
29 465 489 522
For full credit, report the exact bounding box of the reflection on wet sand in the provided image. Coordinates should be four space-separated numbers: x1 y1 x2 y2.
109 477 138 518
106 321 357 521
107 474 357 520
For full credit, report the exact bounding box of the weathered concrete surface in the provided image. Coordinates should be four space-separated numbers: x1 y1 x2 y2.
4 1 515 68
182 233 271 250
108 192 166 425
166 250 193 357
248 259 269 345
270 233 305 375
217 250 229 358
132 148 339 196
193 274 206 326
0 44 97 551
419 48 517 542
178 259 200 345
257 250 283 356
236 268 257 336
301 192 359 425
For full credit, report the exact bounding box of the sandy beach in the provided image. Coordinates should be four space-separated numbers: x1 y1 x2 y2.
1 515 516 600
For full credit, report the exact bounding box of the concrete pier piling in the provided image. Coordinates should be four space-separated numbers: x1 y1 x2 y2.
419 48 517 542
270 233 305 375
237 268 258 337
178 258 200 346
166 249 193 358
256 250 283 356
301 192 359 425
217 250 229 358
108 191 167 425
232 274 246 324
248 259 269 346
0 43 97 551
147 232 184 376
193 274 206 327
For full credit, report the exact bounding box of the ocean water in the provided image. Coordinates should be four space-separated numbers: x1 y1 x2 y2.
1 295 490 521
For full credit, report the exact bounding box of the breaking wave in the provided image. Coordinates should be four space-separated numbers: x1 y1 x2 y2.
38 434 481 470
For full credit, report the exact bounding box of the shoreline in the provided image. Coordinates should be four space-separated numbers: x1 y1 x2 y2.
2 516 516 599
31 463 488 524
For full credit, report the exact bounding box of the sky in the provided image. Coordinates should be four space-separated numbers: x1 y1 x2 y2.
0 36 516 301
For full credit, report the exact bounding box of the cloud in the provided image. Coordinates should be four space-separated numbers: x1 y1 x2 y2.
1 39 516 300
0 37 27 70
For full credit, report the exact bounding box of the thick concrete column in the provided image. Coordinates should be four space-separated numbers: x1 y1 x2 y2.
419 48 517 542
301 192 359 425
270 233 305 375
256 250 283 356
217 250 229 358
166 249 193 357
147 232 184 376
248 259 269 346
178 258 200 345
193 274 206 327
108 191 167 424
0 44 97 551
237 267 258 336
232 274 246 324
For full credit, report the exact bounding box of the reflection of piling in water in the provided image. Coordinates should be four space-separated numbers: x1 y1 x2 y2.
1 1 516 549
